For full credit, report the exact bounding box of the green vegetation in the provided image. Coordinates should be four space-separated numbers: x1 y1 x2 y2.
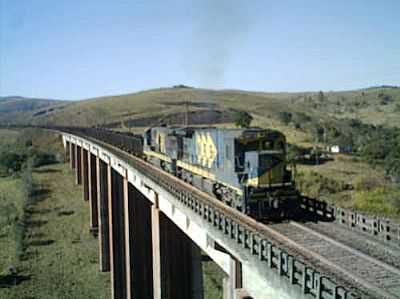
0 129 59 177
0 129 110 298
203 260 224 299
234 111 253 128
296 170 348 199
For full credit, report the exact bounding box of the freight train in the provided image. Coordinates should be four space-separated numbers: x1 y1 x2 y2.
56 125 300 220
142 126 299 219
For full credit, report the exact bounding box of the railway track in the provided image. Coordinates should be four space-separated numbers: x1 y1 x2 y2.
301 221 400 269
270 221 400 298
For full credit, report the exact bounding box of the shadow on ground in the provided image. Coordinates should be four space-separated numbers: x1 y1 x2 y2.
57 210 74 216
28 239 55 246
0 274 31 288
25 208 52 215
31 188 51 199
25 219 48 227
34 168 61 174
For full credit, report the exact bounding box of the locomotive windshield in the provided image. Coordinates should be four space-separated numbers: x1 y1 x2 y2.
259 154 282 170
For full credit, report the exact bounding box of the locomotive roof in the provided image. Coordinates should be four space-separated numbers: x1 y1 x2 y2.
149 126 285 139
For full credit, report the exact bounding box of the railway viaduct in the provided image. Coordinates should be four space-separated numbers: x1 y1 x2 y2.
59 130 400 299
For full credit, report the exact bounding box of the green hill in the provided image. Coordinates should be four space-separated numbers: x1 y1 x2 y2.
24 86 398 128
0 96 66 125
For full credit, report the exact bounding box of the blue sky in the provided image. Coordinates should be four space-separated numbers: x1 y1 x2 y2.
1 0 399 100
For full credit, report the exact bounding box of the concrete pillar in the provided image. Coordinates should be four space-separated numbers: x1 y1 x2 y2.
223 258 242 299
65 141 70 162
88 152 98 232
152 202 162 299
235 289 253 299
82 148 89 201
70 142 75 169
108 169 127 299
123 175 133 299
97 158 110 272
76 145 82 185
151 203 203 299
129 185 153 299
191 243 204 299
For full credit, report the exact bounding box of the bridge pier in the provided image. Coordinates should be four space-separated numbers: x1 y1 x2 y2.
126 183 154 299
69 142 75 170
152 200 204 299
97 157 110 272
75 145 82 185
88 152 98 232
223 257 242 299
82 148 89 201
108 168 127 299
65 141 70 162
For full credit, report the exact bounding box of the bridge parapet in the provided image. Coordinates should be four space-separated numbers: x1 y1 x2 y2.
333 207 400 247
299 195 400 248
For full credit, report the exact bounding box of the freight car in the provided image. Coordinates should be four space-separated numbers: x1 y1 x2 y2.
143 126 299 219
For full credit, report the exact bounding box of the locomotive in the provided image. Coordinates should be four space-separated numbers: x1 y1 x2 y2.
143 126 299 219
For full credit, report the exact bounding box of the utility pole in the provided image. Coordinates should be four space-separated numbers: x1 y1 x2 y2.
184 100 190 127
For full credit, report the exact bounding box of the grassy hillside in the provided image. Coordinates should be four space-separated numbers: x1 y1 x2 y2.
0 96 66 125
18 86 396 128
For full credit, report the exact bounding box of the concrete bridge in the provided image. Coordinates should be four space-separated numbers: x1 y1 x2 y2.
58 129 400 299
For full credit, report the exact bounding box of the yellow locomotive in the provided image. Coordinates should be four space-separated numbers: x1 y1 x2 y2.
143 126 299 219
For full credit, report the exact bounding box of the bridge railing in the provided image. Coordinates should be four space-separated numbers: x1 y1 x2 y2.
299 195 400 247
333 207 400 247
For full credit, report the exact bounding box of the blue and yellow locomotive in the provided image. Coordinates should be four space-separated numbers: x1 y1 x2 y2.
143 126 299 219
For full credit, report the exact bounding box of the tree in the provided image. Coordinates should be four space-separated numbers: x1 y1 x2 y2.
234 111 253 128
277 112 292 125
318 91 325 102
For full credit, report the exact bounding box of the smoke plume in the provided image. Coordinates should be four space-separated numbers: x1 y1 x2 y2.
185 0 250 88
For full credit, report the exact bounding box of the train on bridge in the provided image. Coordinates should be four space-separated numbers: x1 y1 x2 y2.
79 125 300 220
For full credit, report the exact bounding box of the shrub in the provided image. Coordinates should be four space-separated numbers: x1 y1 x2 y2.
296 171 346 198
0 151 26 174
31 151 57 167
277 112 292 125
353 187 400 216
353 175 382 191
234 111 253 128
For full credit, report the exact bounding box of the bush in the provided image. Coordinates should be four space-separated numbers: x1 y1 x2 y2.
296 171 346 198
292 112 311 124
353 175 382 191
277 112 292 125
31 151 57 167
0 151 27 175
234 111 253 128
353 187 400 216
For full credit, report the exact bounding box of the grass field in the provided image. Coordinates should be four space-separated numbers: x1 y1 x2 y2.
0 163 110 299
0 129 20 148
